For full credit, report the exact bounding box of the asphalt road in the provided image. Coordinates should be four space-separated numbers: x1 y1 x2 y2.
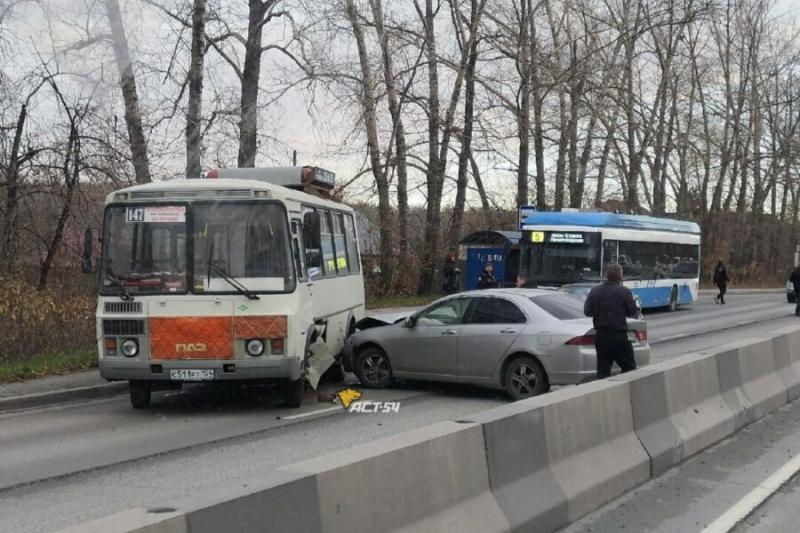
1 291 798 533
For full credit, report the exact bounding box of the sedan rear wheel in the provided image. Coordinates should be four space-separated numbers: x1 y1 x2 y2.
504 356 548 401
354 347 393 389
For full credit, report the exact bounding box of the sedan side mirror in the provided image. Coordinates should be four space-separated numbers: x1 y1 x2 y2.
404 315 417 328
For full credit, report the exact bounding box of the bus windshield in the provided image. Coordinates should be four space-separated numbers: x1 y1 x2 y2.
192 202 294 293
100 202 295 296
101 205 188 295
521 231 602 285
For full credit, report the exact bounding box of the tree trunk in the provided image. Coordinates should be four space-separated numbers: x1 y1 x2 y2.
448 34 479 250
186 0 206 178
105 0 151 184
345 0 392 291
39 119 81 289
238 0 270 167
0 103 27 275
516 0 531 207
370 0 409 265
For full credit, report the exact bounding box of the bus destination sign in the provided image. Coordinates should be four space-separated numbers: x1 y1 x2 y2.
548 232 585 244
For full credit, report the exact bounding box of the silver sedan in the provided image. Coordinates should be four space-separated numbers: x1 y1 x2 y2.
342 288 650 400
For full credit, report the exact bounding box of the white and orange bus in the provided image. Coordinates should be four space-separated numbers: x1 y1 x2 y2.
95 167 365 408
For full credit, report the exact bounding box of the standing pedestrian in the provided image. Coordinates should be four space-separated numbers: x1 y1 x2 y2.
584 264 638 379
516 274 538 288
713 259 730 304
441 252 461 295
477 262 498 289
790 266 800 316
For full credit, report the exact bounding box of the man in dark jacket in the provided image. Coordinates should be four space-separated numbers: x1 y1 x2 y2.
791 266 800 316
441 253 461 295
584 264 638 378
477 262 498 289
713 259 730 304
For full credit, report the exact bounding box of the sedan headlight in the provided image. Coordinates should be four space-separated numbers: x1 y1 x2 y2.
120 338 139 357
246 339 265 356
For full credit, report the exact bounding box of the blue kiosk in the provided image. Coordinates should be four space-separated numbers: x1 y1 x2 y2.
458 230 523 290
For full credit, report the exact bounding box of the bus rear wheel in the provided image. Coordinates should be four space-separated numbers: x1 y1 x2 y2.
129 380 151 409
668 286 679 312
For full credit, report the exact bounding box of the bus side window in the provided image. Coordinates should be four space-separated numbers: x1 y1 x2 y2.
302 210 323 280
333 213 349 274
291 219 307 281
319 210 337 276
344 213 360 274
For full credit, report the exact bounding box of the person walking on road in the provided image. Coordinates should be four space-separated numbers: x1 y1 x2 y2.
584 264 638 379
713 259 730 304
441 253 461 295
477 262 498 289
516 274 538 288
790 266 800 316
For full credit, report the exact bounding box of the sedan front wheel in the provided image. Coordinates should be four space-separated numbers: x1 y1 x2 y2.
504 356 548 401
354 346 393 389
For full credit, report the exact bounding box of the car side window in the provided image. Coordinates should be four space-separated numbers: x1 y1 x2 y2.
468 297 527 324
416 299 470 326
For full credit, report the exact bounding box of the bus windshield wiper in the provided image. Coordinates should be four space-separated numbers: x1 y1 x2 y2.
105 266 133 301
208 263 260 300
205 240 259 300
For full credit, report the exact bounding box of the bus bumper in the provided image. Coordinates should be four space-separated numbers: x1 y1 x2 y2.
99 356 303 382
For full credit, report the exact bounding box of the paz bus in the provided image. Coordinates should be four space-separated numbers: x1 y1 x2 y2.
519 211 701 311
95 166 365 408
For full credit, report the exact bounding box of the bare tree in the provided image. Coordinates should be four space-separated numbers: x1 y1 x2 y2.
104 0 151 184
186 0 207 178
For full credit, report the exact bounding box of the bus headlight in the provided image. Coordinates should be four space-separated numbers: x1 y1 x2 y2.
121 338 139 357
246 339 265 356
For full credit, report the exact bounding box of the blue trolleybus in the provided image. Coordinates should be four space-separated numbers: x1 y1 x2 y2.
519 211 701 310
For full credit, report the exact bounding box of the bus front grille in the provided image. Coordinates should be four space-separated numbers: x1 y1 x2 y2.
104 301 143 314
103 319 145 336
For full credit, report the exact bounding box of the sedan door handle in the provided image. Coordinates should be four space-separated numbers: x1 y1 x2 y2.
500 329 518 334
441 329 458 336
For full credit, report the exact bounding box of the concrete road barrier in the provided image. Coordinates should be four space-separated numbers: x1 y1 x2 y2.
611 353 737 477
472 380 649 532
59 328 800 533
280 421 508 533
720 337 787 421
772 327 800 401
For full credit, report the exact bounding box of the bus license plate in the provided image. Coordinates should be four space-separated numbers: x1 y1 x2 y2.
627 332 637 343
170 369 215 381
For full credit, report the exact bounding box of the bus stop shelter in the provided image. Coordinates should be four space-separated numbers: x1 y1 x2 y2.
458 230 522 290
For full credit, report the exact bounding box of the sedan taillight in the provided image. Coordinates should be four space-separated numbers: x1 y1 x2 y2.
566 335 595 346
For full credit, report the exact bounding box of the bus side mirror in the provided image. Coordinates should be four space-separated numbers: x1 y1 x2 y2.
82 228 93 274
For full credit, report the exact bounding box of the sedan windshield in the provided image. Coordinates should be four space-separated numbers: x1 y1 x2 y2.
192 203 294 293
101 205 188 295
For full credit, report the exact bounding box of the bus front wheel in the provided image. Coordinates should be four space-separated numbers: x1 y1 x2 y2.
129 380 151 409
281 378 305 408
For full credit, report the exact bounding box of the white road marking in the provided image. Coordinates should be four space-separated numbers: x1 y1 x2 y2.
701 453 800 533
277 405 342 421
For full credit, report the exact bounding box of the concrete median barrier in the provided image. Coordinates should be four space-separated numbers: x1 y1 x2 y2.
715 337 787 422
281 420 509 533
59 328 800 533
772 327 800 401
611 353 737 477
472 379 649 532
